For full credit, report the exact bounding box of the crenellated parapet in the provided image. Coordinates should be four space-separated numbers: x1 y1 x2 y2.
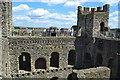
78 4 110 15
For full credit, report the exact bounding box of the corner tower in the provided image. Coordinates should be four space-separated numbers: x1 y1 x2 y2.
0 0 13 77
77 4 110 37
0 0 13 37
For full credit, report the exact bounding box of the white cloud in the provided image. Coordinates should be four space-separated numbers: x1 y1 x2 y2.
109 11 119 28
13 7 77 28
40 0 67 5
14 16 31 21
99 0 119 5
111 16 118 22
109 11 119 23
13 4 30 12
28 8 77 21
13 15 76 28
110 11 120 16
28 8 49 16
64 1 80 7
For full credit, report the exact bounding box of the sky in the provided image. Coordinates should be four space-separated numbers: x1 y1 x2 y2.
12 0 120 29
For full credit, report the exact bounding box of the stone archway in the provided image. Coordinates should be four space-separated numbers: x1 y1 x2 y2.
108 58 114 79
68 50 76 66
50 77 59 80
67 72 79 80
100 22 105 31
84 53 92 68
95 53 103 67
19 52 31 71
108 58 114 68
50 52 59 68
35 58 46 69
51 32 56 36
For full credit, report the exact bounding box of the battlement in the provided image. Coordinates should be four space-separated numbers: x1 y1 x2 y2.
78 4 109 14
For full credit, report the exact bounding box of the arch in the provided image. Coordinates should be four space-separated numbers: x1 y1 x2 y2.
95 53 103 67
68 50 76 65
35 58 46 69
50 77 59 80
100 22 105 31
19 52 31 71
84 53 92 68
108 58 114 79
108 58 114 68
67 72 79 80
51 32 56 36
50 52 59 68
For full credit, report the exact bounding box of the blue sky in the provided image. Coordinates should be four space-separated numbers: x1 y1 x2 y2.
12 0 119 29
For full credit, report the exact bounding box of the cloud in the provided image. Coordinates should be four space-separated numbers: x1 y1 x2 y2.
41 0 67 5
64 1 80 7
28 8 49 16
13 15 76 28
6 0 120 6
109 11 119 28
13 7 77 28
13 4 30 12
13 16 31 21
110 11 120 16
28 8 77 21
99 0 119 5
110 11 119 22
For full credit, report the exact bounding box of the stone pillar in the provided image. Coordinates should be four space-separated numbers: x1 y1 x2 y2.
0 7 2 76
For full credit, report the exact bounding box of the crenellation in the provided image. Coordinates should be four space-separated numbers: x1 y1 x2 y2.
97 7 103 12
103 4 110 12
84 7 90 12
78 4 110 16
91 8 96 12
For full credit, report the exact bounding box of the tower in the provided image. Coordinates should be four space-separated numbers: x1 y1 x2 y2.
75 4 110 69
0 0 13 37
0 0 13 77
77 4 110 37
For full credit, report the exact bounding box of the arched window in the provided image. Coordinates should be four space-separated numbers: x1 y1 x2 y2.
95 53 103 67
51 32 56 36
50 77 59 80
68 50 76 66
84 53 92 68
19 52 31 71
100 22 105 31
67 72 79 80
50 52 59 68
35 58 46 69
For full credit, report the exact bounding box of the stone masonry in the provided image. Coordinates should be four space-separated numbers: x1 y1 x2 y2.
1 0 120 80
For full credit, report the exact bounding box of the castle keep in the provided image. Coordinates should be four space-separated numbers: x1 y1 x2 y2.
0 0 120 80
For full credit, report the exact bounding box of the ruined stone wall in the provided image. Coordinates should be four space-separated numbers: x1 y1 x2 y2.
8 37 75 74
12 29 72 37
94 37 120 78
8 67 110 79
75 36 120 78
2 38 9 77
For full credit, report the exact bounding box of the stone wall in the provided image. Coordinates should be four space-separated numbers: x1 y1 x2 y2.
0 2 13 37
12 29 73 37
75 36 120 78
6 67 110 79
8 37 75 74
